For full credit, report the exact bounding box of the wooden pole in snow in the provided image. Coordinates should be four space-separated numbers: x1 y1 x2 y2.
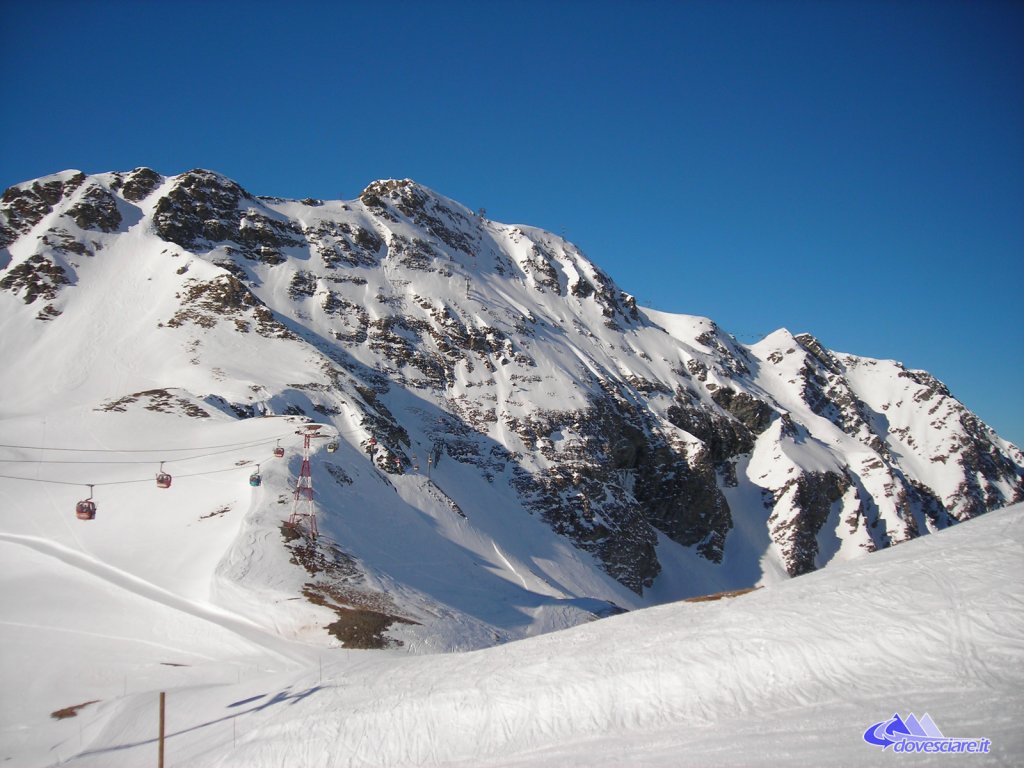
158 691 166 768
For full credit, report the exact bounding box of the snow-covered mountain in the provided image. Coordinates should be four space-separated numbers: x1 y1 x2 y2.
1 167 1021 652
3 167 1023 765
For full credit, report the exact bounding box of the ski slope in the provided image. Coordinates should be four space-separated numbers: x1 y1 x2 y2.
4 504 1020 767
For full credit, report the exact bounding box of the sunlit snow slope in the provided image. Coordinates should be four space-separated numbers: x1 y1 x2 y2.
17 503 1024 768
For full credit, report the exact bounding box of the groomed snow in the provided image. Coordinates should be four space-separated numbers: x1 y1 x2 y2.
5 504 1020 767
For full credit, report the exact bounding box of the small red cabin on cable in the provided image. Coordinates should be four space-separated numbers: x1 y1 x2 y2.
76 499 97 520
76 485 96 520
156 462 172 489
274 440 285 458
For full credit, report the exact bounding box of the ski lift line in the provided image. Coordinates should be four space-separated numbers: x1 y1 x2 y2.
0 433 296 454
0 441 294 466
0 454 281 490
0 425 372 457
0 473 91 488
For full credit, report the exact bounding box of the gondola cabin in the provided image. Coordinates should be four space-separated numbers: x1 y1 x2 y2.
75 499 96 521
156 462 172 489
249 470 262 487
274 442 285 458
327 441 338 453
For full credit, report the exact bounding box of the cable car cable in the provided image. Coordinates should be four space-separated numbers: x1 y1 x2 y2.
0 441 291 465
0 424 365 456
0 453 280 489
0 433 295 454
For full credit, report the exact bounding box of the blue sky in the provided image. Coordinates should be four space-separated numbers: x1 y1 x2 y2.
2 0 1022 445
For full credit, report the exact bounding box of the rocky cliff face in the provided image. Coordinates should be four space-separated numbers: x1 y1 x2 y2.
2 168 1022 595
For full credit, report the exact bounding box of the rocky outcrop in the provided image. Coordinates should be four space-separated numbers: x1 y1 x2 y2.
769 470 851 576
0 253 70 305
153 170 304 262
506 398 663 593
66 184 122 232
117 167 163 202
165 275 294 338
361 179 475 255
308 220 383 269
0 172 86 246
948 410 1024 518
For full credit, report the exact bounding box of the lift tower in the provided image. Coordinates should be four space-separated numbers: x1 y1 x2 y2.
287 427 321 539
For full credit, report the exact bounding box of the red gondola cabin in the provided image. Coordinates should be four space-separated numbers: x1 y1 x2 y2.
76 499 97 520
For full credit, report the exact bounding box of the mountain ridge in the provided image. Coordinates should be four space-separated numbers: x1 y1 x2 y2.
1 167 1021 643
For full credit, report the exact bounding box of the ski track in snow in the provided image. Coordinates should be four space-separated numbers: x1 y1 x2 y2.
0 532 307 665
491 542 529 590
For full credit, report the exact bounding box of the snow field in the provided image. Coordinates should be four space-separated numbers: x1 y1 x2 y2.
45 503 1024 767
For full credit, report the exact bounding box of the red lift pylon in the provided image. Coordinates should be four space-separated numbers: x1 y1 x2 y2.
287 430 320 539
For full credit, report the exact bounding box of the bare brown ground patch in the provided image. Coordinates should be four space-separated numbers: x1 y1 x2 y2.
282 524 419 649
51 700 99 719
684 586 763 603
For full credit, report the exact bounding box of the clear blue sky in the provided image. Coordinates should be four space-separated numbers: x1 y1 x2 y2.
2 0 1022 445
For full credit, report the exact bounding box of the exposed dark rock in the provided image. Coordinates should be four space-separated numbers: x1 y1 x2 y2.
361 179 475 255
635 440 732 563
322 291 369 344
0 255 70 304
152 169 303 264
794 332 842 374
97 389 211 418
288 270 318 300
166 275 294 338
36 303 62 321
39 228 91 256
947 411 1024 518
307 220 383 268
769 470 850 576
120 167 163 202
283 529 416 648
666 389 756 463
237 210 304 261
153 169 248 248
710 387 776 434
524 243 563 293
389 234 450 273
0 172 86 246
66 184 122 232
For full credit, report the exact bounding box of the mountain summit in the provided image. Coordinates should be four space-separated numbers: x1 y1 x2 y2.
1 167 1021 646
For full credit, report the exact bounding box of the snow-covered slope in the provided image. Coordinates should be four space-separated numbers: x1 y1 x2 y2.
1 166 1021 764
12 503 1024 767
